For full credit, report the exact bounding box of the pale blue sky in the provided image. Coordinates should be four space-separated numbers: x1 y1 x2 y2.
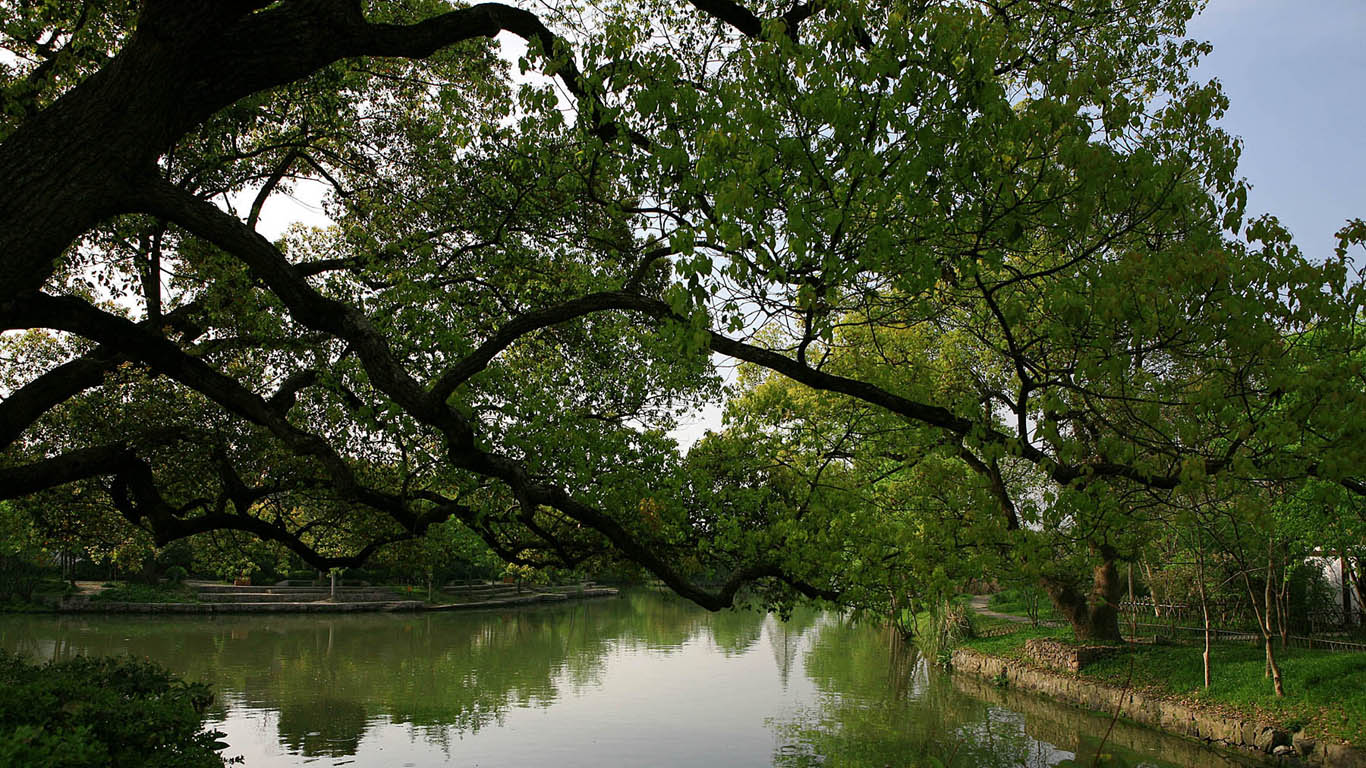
1189 0 1366 264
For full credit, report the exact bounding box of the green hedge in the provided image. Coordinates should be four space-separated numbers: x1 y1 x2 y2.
0 651 232 767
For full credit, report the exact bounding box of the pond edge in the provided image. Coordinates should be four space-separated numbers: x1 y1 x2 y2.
950 648 1366 768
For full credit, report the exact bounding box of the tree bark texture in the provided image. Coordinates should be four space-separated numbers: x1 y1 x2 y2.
1042 549 1125 644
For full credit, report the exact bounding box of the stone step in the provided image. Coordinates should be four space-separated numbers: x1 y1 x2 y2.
196 585 394 595
430 588 618 611
61 600 425 613
442 583 522 594
430 593 562 611
196 591 402 603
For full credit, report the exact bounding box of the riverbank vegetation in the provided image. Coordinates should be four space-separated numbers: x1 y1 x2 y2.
960 626 1366 748
0 651 231 767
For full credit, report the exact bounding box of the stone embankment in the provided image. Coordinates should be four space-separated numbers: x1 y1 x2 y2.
951 647 1366 768
431 581 619 611
61 583 424 613
950 670 1270 768
59 581 619 613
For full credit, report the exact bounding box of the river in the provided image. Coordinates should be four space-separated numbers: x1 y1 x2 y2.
0 589 1268 767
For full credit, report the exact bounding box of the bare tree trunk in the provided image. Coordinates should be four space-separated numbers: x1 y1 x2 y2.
1128 563 1137 640
1142 559 1163 619
1197 539 1211 689
1344 557 1357 629
1277 549 1291 647
1243 548 1284 698
1266 550 1282 650
1265 545 1274 677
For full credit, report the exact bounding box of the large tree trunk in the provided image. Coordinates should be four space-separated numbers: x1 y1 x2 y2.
0 1 538 301
1041 549 1125 643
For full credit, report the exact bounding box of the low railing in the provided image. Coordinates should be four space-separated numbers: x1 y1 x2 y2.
1119 599 1358 637
970 603 1366 653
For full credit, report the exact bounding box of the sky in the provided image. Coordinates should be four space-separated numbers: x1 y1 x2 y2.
1187 0 1366 263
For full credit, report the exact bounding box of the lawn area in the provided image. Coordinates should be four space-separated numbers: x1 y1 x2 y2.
986 587 1062 622
388 584 466 605
961 629 1366 747
960 624 1071 655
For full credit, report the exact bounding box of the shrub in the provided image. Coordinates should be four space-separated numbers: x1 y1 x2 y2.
0 651 233 767
0 555 48 603
916 600 977 666
90 583 196 604
165 566 189 585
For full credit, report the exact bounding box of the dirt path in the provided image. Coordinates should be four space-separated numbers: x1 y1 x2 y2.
968 594 1033 624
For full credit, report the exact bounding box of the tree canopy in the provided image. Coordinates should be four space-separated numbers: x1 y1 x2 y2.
1 0 1364 629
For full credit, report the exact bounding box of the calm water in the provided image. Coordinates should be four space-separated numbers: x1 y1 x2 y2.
0 590 1267 767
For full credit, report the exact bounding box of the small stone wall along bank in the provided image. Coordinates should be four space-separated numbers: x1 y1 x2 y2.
950 648 1366 768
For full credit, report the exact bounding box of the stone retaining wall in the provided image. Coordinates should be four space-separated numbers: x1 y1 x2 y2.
951 648 1366 768
951 671 1269 768
1024 637 1116 672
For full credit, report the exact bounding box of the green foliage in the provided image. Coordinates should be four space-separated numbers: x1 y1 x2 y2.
164 565 188 585
90 582 198 604
988 588 1060 625
0 502 53 604
910 600 978 665
965 629 1366 746
1 0 1364 642
0 651 231 767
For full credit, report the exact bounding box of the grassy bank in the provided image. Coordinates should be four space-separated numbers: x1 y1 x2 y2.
961 626 1366 747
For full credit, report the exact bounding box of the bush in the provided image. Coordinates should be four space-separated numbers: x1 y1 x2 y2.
0 651 233 767
0 555 48 603
164 566 189 585
915 600 977 666
90 582 196 604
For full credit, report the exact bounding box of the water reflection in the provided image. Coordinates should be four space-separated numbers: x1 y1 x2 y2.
0 591 1267 768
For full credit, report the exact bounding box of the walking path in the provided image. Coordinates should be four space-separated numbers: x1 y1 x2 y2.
968 594 1032 624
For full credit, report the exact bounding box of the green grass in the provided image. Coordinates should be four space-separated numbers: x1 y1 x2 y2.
89 582 199 603
986 587 1062 622
387 584 466 605
1088 642 1366 746
962 628 1366 747
961 624 1071 655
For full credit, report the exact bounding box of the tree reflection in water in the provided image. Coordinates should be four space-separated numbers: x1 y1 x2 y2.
0 591 1270 767
772 616 1269 768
